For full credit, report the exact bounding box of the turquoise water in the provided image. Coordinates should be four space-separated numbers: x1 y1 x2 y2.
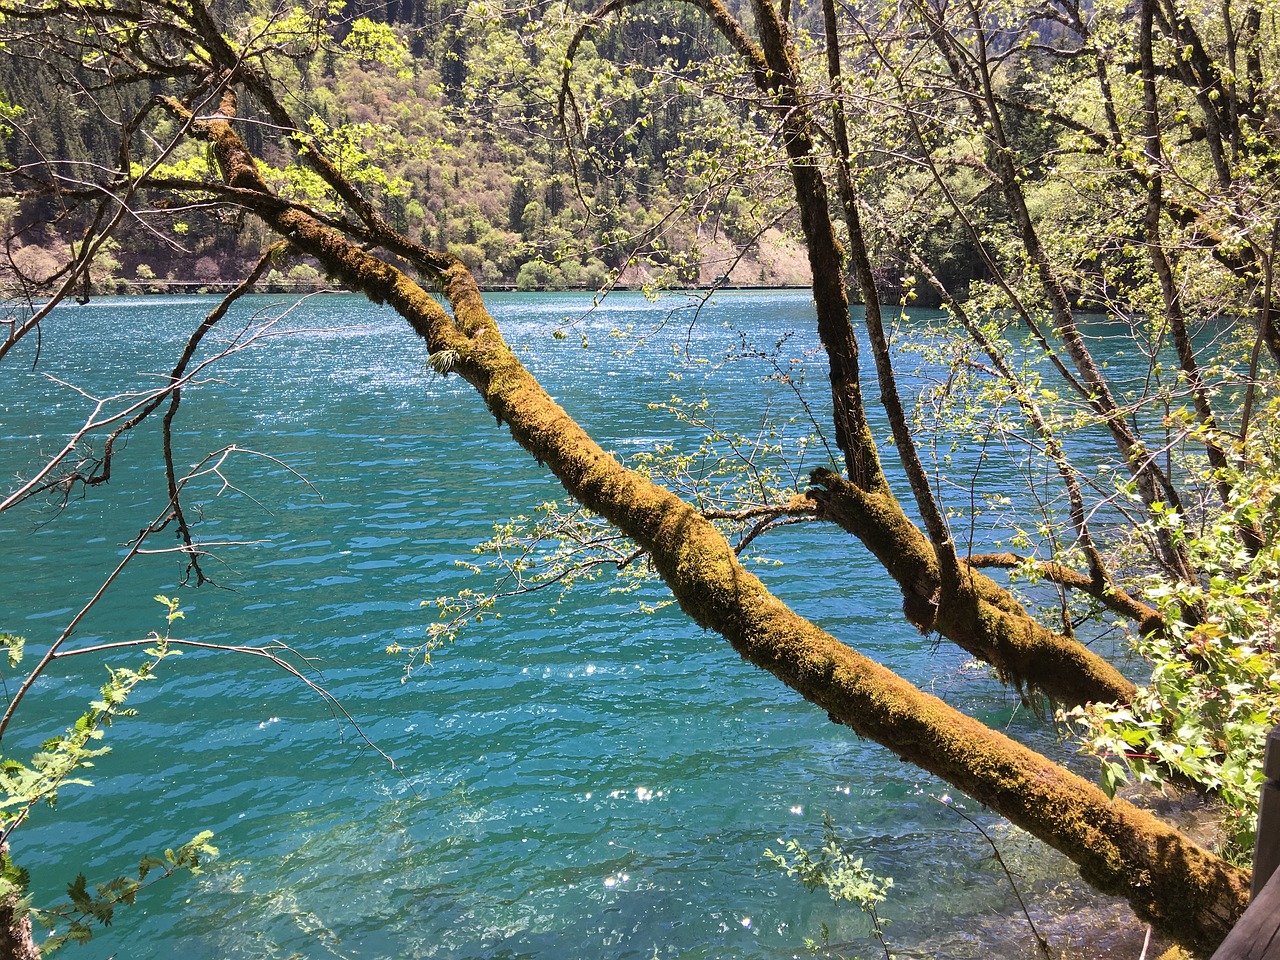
1 291 1102 959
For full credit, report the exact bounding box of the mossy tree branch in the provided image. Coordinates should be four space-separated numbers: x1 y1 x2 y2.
966 552 1163 635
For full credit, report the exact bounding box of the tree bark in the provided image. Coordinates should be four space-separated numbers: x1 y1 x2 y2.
0 908 38 960
806 470 1138 703
0 844 38 960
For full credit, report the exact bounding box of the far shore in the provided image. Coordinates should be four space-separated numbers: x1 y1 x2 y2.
87 279 815 295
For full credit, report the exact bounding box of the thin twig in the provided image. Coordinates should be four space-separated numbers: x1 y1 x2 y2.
932 794 1054 960
50 637 403 778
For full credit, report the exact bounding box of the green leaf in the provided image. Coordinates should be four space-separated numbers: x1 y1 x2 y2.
0 633 24 669
1099 761 1128 799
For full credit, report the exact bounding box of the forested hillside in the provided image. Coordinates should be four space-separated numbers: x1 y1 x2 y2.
0 0 816 291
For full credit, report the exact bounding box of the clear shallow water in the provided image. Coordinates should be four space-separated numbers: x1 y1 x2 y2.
2 291 1110 959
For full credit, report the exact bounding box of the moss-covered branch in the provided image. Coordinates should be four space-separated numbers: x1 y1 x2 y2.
967 552 1163 634
806 470 1138 705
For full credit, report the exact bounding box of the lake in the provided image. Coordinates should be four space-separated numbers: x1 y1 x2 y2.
0 290 1130 959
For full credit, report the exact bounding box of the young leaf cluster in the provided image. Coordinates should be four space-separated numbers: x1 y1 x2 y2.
36 831 218 952
766 813 895 959
1065 410 1280 862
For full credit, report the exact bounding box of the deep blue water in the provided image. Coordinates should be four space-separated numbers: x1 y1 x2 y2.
1 291 1111 959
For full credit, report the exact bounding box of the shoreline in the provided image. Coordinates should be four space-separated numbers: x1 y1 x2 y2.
84 280 817 295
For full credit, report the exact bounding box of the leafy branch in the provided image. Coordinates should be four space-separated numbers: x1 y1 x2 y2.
0 597 206 954
1064 412 1280 862
0 599 181 852
408 398 820 670
765 813 895 960
32 831 218 952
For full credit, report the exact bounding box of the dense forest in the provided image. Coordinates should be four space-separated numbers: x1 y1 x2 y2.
0 0 825 291
2 0 1279 954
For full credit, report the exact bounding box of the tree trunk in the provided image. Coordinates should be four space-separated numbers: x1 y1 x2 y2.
0 845 38 960
0 908 38 960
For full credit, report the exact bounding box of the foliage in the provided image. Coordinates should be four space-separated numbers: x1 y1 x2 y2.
0 599 176 848
633 390 822 522
34 831 218 952
402 498 647 677
0 597 218 953
1065 410 1280 862
342 18 413 78
0 0 800 292
765 814 895 960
